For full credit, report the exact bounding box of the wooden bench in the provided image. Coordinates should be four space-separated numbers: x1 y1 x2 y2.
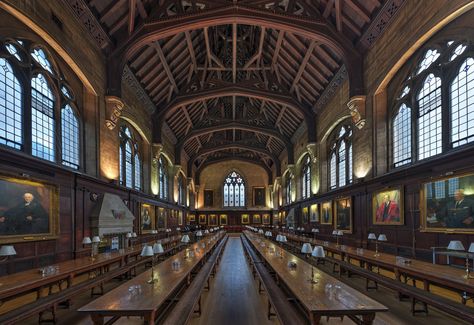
162 235 228 325
317 255 474 324
240 235 307 325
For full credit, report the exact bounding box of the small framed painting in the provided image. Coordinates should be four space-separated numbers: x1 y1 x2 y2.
253 214 261 224
310 204 319 222
199 214 207 225
372 187 403 225
262 213 270 224
320 201 333 225
302 206 309 224
334 197 352 233
241 214 250 224
209 214 218 226
220 214 228 225
140 203 156 233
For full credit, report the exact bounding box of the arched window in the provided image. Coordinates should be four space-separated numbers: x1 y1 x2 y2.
0 40 81 169
223 171 245 207
301 155 311 199
177 173 185 205
159 157 169 200
0 58 22 149
285 172 292 204
390 38 474 168
119 125 142 190
329 125 352 190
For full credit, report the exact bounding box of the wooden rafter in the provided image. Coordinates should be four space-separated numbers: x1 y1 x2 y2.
290 40 318 92
151 41 179 93
232 23 237 83
128 0 136 35
185 31 198 76
244 27 266 69
271 31 285 73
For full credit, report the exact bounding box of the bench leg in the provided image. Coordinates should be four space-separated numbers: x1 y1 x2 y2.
91 283 104 297
194 296 202 316
366 278 378 291
361 313 376 325
267 299 276 319
411 298 428 315
38 304 57 324
258 279 264 293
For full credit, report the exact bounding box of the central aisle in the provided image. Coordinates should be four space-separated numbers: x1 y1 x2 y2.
189 235 279 325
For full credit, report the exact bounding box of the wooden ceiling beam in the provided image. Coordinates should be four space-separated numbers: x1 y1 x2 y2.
204 27 225 69
290 40 317 92
244 27 266 69
323 0 335 18
335 0 342 32
184 31 198 75
271 31 284 73
100 0 127 23
128 0 137 35
346 0 370 23
232 23 237 83
151 41 179 93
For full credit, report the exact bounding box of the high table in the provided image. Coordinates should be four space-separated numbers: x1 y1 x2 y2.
281 232 474 302
244 231 387 324
0 234 182 309
78 231 225 324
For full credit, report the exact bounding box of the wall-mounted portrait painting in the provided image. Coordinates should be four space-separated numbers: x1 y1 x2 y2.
421 173 474 234
0 175 59 243
372 187 403 225
178 210 183 226
335 197 352 233
310 204 319 222
199 214 207 225
302 206 309 224
262 213 270 224
157 207 166 229
188 214 195 223
220 214 228 225
241 214 250 224
320 201 332 225
253 187 265 206
253 214 261 224
209 214 218 226
140 203 156 233
204 189 213 207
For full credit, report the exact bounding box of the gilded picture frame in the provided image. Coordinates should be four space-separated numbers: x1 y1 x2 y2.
310 203 319 222
372 187 404 225
140 203 156 234
209 214 218 226
241 214 250 224
262 213 270 225
220 214 228 225
253 213 261 224
320 201 332 225
302 206 309 224
334 197 352 233
0 175 59 244
420 172 474 234
199 214 207 225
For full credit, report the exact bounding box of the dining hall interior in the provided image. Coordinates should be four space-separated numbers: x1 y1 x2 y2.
0 0 474 324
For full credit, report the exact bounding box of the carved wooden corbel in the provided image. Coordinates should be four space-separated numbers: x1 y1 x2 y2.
105 96 125 130
347 95 366 130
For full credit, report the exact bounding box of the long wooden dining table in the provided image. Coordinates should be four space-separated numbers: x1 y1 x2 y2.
0 234 182 311
244 231 388 324
78 231 225 324
281 232 474 301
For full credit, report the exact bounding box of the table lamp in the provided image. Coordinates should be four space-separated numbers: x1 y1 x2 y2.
265 231 272 238
310 246 326 283
311 228 319 239
196 230 203 239
204 229 209 235
91 236 101 260
82 237 92 245
258 229 264 235
0 245 17 262
301 243 313 258
141 246 157 283
447 240 464 251
181 234 190 245
336 230 343 247
368 233 378 256
377 234 387 256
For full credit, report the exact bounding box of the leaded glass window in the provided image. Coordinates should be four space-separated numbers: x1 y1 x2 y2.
159 157 169 200
31 48 54 74
301 155 311 199
61 105 80 169
119 125 142 190
329 125 352 190
0 58 22 149
393 104 412 167
31 74 55 162
223 171 245 207
451 58 474 147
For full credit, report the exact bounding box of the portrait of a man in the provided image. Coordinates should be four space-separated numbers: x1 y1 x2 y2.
310 204 319 223
0 175 59 244
335 197 352 233
142 208 152 230
321 201 332 225
373 188 403 226
0 192 48 235
445 189 474 228
140 204 155 233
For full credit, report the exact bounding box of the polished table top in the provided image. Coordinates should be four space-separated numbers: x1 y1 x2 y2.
281 232 474 292
78 232 224 313
245 231 387 314
0 234 182 300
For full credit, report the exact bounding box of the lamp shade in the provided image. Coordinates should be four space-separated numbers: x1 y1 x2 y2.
265 231 272 237
337 230 344 236
204 230 209 234
311 228 319 233
140 245 148 256
332 230 338 236
0 245 16 256
301 243 313 254
468 243 474 253
141 245 154 257
447 240 465 251
92 236 101 243
281 236 287 243
276 234 282 242
181 235 190 243
132 232 137 238
368 233 376 240
176 227 181 231
126 232 132 238
153 243 164 254
196 231 203 237
258 229 264 234
82 237 92 244
312 246 325 258
377 234 387 242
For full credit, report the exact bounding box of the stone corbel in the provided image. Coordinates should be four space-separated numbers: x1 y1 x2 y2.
152 143 163 161
273 176 282 190
306 143 318 163
347 95 366 130
105 96 125 130
172 165 182 179
287 164 295 179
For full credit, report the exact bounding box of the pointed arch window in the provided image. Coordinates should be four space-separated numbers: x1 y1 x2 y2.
0 40 81 169
223 171 245 207
390 39 474 168
119 125 142 190
178 173 185 205
301 155 311 199
285 172 292 204
329 125 352 190
159 157 169 200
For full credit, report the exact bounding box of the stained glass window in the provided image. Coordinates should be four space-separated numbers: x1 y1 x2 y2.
285 173 292 204
416 49 440 75
330 153 337 190
223 171 245 207
134 154 141 191
0 58 22 149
